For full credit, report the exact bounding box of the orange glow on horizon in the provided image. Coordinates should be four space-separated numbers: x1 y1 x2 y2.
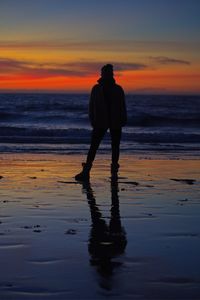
0 75 97 92
0 70 199 94
0 47 200 93
119 70 200 94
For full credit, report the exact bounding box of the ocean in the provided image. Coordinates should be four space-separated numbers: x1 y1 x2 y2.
0 93 199 157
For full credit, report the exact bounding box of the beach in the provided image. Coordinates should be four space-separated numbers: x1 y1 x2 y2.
0 153 200 299
1 0 200 298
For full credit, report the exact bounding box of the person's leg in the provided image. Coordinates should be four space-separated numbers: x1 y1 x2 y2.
86 128 107 164
75 128 106 181
110 128 122 165
110 128 122 178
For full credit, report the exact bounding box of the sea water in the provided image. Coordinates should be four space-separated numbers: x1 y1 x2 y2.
0 93 199 157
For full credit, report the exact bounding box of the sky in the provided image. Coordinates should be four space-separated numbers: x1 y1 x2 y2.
0 0 200 94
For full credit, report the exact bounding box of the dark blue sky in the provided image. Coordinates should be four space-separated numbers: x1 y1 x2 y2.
1 0 200 42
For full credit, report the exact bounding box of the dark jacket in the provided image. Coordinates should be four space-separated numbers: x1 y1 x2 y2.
89 80 127 129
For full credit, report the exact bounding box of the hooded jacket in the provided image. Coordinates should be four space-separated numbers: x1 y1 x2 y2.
89 79 127 129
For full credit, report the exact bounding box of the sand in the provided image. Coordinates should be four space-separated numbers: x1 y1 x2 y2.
0 154 200 299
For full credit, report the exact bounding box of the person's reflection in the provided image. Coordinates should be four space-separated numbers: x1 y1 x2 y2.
81 178 127 289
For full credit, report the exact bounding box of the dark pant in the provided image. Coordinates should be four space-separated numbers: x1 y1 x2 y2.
86 128 122 165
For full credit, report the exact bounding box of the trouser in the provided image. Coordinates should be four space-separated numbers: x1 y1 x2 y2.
86 127 122 165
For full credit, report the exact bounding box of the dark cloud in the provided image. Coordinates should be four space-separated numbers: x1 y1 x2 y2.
0 57 27 71
0 58 147 78
114 62 147 71
149 56 190 65
62 62 147 74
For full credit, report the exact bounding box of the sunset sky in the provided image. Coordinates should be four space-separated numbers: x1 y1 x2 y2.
0 0 200 94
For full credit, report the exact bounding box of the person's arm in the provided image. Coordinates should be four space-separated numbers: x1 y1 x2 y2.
89 86 95 127
121 88 127 126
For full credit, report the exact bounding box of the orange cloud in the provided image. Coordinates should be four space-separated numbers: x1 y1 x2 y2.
0 39 199 53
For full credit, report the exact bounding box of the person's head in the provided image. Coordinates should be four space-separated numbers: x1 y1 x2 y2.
101 64 114 79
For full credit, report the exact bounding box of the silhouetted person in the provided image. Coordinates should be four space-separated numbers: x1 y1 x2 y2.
81 179 127 282
75 64 127 181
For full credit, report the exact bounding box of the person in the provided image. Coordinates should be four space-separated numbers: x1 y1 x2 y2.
75 64 127 181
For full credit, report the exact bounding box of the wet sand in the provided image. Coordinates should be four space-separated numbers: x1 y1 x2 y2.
0 154 200 299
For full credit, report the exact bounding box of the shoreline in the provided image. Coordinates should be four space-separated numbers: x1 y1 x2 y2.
0 150 200 159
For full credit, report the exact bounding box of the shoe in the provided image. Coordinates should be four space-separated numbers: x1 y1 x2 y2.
75 162 92 181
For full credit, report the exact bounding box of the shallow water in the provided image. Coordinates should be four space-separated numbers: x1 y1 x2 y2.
0 154 200 299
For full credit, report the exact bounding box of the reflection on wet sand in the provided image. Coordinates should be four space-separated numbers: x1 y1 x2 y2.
81 179 127 289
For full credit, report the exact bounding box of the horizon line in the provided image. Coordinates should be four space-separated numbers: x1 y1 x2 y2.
0 90 199 96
